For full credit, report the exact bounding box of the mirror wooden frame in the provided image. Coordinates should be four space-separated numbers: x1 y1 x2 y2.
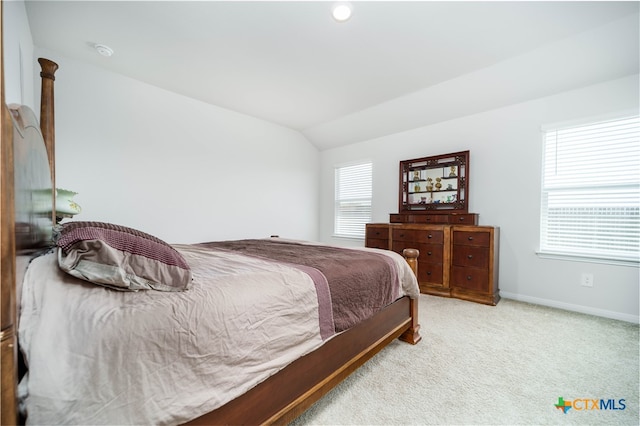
398 150 470 214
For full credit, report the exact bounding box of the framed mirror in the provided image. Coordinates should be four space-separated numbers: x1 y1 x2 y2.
399 150 469 214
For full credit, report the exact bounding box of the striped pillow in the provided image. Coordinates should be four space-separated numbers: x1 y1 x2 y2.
56 221 192 291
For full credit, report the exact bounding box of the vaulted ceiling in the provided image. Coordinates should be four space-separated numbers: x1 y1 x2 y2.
26 1 639 149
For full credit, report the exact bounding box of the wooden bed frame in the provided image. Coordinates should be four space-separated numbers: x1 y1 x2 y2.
0 21 421 426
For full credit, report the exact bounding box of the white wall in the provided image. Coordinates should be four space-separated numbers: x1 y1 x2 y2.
4 0 35 106
5 1 320 244
319 75 639 322
35 49 320 244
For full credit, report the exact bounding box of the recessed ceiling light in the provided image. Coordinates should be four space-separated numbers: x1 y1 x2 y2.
332 3 352 22
94 44 114 57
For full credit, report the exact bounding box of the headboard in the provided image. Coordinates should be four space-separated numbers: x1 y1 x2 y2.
10 105 53 249
1 54 59 424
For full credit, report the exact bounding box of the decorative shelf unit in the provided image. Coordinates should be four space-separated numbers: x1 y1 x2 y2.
399 150 469 215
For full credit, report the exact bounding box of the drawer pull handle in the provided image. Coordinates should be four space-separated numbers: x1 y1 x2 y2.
467 275 472 280
427 234 433 239
467 255 473 259
427 271 431 276
426 217 432 221
459 217 465 221
427 251 432 255
468 236 474 241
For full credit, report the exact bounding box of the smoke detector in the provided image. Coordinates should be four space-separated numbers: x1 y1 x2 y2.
94 44 114 57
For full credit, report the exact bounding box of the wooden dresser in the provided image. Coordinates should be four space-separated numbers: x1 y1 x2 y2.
377 150 500 305
366 221 499 305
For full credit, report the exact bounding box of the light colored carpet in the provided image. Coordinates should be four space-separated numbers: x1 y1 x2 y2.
291 294 639 425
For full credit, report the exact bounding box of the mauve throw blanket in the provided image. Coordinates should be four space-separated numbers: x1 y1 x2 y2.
197 239 400 332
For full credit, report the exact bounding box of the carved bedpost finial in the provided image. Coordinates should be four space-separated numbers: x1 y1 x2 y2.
38 58 58 81
37 58 58 151
402 248 419 279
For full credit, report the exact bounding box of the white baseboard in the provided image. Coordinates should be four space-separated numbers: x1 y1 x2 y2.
500 292 639 324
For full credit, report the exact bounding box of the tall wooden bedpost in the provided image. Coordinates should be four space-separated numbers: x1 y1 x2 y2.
38 58 58 223
1 1 19 423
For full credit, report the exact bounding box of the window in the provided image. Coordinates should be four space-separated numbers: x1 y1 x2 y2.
540 115 640 265
334 161 372 238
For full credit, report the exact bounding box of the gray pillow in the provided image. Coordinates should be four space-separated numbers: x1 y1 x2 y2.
56 221 192 291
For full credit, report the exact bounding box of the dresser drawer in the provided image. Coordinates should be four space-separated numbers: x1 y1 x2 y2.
449 214 479 225
366 226 389 239
414 229 444 244
392 228 417 242
389 214 404 223
412 215 450 224
453 230 491 247
452 245 489 268
413 243 443 263
418 262 444 285
450 266 489 292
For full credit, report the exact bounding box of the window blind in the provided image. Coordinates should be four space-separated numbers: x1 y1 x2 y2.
335 162 372 238
540 115 640 264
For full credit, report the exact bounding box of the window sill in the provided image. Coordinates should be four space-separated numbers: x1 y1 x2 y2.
536 251 639 268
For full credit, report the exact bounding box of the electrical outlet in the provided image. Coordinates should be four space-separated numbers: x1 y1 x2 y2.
581 273 594 287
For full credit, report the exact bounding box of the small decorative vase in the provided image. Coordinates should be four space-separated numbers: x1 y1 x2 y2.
426 177 433 192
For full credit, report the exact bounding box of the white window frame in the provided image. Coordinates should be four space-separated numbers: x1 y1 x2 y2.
538 114 640 266
334 161 372 239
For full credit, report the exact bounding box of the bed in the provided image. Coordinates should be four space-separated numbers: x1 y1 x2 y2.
0 56 421 425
